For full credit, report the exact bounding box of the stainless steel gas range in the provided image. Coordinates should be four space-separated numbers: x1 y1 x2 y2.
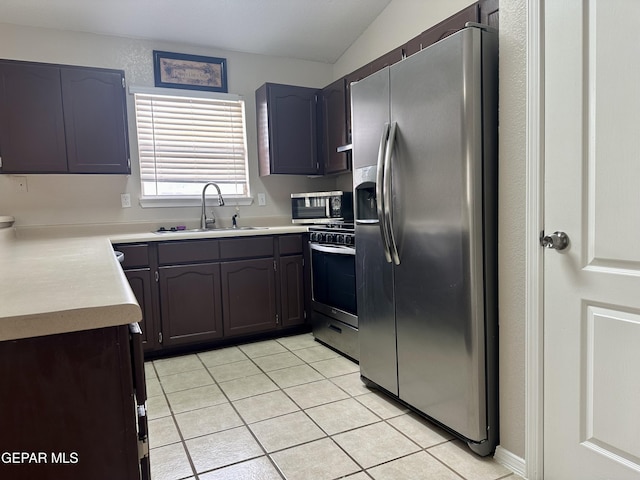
308 223 358 361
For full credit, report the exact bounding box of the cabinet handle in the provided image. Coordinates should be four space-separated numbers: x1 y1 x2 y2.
154 271 159 282
158 332 163 344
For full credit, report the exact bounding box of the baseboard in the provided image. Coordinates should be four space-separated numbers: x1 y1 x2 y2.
494 446 527 478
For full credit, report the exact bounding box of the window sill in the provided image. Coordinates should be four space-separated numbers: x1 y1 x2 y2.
139 196 254 208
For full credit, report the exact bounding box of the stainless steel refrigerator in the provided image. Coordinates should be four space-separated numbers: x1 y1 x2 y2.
351 24 498 456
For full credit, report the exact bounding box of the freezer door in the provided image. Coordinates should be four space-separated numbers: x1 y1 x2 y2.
390 27 489 442
351 69 398 395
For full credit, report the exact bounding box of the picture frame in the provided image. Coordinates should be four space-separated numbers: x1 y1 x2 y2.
153 51 228 93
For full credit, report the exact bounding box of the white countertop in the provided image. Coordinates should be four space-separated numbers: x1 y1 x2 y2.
0 223 308 342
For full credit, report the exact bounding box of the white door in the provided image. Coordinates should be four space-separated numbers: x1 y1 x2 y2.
544 0 640 478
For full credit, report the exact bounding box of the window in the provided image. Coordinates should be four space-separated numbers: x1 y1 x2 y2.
133 89 249 201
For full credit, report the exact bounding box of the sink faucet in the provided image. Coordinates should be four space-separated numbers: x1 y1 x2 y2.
201 182 225 229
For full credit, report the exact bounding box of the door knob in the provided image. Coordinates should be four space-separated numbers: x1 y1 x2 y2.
541 231 569 251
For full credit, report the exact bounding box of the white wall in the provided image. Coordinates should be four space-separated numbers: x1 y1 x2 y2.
335 0 528 459
496 0 527 459
0 23 337 228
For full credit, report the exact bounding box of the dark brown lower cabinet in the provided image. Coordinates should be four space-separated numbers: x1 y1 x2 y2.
158 263 224 347
280 254 305 327
124 268 155 349
221 257 277 337
0 325 148 480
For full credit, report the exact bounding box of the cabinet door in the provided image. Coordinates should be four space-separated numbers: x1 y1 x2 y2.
159 263 223 347
0 326 140 480
280 255 305 327
124 268 157 352
0 62 68 173
321 78 350 175
221 257 277 336
61 67 130 174
257 83 319 175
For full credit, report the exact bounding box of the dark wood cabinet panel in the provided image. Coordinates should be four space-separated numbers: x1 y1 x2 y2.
280 254 305 327
0 60 129 174
0 326 144 480
367 47 404 74
479 0 499 29
159 263 223 347
219 235 273 260
320 78 350 175
61 67 130 174
279 234 303 256
158 239 219 265
124 268 156 351
0 62 68 173
221 258 277 337
404 3 480 56
257 83 320 176
117 243 150 269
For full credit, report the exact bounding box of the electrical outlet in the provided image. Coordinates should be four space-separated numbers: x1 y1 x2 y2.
120 193 131 208
11 176 28 193
258 193 266 206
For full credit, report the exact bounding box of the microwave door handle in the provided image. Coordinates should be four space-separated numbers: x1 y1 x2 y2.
376 122 392 263
384 122 400 265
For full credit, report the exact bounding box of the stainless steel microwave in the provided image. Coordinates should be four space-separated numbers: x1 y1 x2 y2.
291 191 353 224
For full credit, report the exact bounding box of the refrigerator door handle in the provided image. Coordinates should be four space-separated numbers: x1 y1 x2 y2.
376 122 392 263
384 122 401 265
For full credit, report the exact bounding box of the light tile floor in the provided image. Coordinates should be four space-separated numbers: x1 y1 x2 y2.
146 334 523 480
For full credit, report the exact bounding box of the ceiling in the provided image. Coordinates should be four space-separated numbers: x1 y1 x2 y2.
0 0 392 64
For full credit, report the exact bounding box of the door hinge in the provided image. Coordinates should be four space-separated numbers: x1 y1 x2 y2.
158 331 163 344
275 314 279 325
0 156 2 168
122 76 126 89
154 271 159 282
127 157 131 169
273 260 277 272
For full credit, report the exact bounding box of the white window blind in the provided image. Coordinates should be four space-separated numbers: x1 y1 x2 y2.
134 92 249 197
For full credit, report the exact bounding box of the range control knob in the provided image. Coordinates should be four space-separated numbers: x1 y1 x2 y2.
335 234 345 245
345 235 354 246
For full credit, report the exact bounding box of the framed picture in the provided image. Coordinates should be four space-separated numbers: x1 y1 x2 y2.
153 51 228 92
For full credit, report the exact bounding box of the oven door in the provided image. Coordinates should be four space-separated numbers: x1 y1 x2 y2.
310 243 357 328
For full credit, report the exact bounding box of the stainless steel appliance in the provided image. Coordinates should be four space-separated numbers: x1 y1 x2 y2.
308 224 358 360
351 24 498 456
291 191 353 224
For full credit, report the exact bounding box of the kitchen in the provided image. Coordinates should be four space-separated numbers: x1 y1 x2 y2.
1 1 638 479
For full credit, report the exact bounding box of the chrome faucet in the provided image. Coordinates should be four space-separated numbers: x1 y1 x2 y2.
200 182 225 229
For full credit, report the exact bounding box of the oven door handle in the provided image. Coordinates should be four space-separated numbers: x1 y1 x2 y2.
310 243 356 255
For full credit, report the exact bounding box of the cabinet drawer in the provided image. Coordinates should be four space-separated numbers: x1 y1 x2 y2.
219 236 274 260
115 243 149 268
158 240 220 265
279 234 303 255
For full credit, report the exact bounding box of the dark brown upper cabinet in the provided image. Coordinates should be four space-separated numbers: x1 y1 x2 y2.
256 82 320 176
403 3 480 57
479 0 499 29
0 62 68 173
0 60 130 174
320 77 350 175
61 67 130 174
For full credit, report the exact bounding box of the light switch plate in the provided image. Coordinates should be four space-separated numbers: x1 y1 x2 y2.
258 193 266 206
